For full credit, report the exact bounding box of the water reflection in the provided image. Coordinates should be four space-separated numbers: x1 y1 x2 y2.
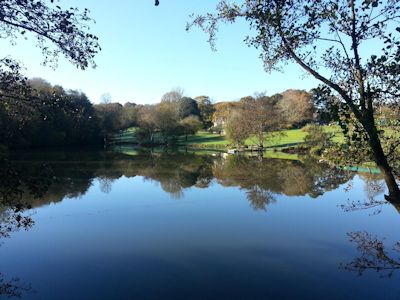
2 150 396 232
1 150 399 299
340 172 400 214
343 231 400 278
213 155 353 199
0 160 45 298
0 159 51 240
5 151 355 209
0 274 34 299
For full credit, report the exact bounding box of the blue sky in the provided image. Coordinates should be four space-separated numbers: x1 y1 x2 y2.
0 0 319 104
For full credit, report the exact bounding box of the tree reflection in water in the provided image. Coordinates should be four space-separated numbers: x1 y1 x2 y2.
0 208 34 241
0 159 53 241
98 177 115 194
0 159 49 298
343 232 400 278
340 175 400 279
213 155 353 209
246 186 275 211
0 274 34 299
340 173 400 215
1 149 397 297
0 150 359 245
1 150 362 211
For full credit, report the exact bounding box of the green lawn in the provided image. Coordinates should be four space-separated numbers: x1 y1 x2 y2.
247 128 307 148
180 129 309 148
108 127 138 144
111 125 344 149
181 125 343 149
179 132 228 146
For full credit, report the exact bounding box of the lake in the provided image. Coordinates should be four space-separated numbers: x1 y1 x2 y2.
1 150 399 299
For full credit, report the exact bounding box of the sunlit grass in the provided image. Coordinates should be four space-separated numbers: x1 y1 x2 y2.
112 125 345 149
179 131 227 145
181 125 343 148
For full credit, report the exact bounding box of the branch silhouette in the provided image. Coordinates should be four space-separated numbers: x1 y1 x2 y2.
343 231 400 278
0 273 34 299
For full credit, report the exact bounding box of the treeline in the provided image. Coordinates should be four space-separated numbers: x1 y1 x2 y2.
96 88 328 147
2 79 396 149
105 88 399 152
212 90 314 147
0 78 99 148
0 78 138 148
134 90 215 145
0 81 216 148
126 88 316 146
0 82 318 148
88 91 215 146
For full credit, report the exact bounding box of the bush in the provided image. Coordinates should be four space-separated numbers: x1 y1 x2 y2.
303 124 333 155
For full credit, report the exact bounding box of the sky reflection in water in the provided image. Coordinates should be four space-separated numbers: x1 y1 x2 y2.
0 150 399 300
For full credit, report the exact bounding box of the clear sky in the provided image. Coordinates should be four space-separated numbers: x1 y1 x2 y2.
0 0 319 104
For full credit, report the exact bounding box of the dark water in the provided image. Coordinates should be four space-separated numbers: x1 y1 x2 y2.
1 150 399 299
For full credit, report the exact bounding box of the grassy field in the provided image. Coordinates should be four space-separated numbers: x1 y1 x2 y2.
111 125 344 150
179 132 228 147
180 125 343 149
179 129 309 148
108 127 138 144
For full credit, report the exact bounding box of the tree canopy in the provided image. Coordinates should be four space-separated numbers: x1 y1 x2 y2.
0 0 100 70
189 0 400 200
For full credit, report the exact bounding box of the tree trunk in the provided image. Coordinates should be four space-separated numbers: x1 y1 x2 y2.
258 132 263 150
364 120 400 202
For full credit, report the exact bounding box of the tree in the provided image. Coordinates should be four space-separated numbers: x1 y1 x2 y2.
311 86 340 124
100 93 112 105
94 103 123 142
225 111 250 147
377 104 400 126
0 78 100 147
239 96 255 104
278 90 314 128
212 101 241 131
177 97 200 120
179 115 202 141
161 88 184 103
242 94 282 149
195 95 215 129
0 0 100 70
0 0 101 145
189 0 400 200
154 101 180 144
137 105 158 144
121 102 139 129
303 124 334 155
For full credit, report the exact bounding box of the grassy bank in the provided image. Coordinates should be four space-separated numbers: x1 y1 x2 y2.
111 125 344 150
180 126 343 149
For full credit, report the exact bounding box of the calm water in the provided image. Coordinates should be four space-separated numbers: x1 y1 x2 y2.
1 150 399 299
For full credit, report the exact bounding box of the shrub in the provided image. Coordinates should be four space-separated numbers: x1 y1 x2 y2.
303 125 333 155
